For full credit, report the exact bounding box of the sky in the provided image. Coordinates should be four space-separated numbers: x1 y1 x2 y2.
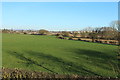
2 0 119 2
2 2 118 31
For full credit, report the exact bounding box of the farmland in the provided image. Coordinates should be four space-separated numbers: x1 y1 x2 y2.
2 33 118 77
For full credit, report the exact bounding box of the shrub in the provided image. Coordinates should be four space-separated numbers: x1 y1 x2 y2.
78 38 81 41
69 37 73 40
62 31 70 37
39 29 49 35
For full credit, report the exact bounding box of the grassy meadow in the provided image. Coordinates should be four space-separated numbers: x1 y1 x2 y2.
2 33 118 77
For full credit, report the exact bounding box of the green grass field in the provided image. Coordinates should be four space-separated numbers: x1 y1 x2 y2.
2 33 118 77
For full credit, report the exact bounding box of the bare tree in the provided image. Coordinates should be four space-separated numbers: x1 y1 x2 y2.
73 32 79 38
99 27 117 40
110 20 120 77
110 21 120 51
89 32 98 42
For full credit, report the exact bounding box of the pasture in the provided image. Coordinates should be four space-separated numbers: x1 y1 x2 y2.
2 33 118 77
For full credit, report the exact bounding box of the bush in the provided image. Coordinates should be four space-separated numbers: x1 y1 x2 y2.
78 38 81 41
39 29 49 35
73 32 79 38
62 31 70 37
57 35 64 39
56 34 61 36
69 37 73 40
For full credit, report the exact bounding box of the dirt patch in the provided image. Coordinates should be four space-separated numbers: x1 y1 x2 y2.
1 68 119 79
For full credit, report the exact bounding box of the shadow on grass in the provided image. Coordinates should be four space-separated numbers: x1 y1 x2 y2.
24 51 102 76
8 51 58 74
73 49 117 63
76 48 115 58
70 49 118 75
7 50 103 76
